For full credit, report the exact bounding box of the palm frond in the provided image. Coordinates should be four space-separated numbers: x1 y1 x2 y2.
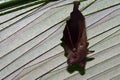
0 0 120 80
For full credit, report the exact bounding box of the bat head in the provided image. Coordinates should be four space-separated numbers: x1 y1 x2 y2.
67 45 87 66
67 43 94 67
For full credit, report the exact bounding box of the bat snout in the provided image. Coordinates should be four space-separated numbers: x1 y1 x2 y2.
67 57 78 65
67 55 79 65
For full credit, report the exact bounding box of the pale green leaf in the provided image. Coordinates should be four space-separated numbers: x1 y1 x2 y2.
0 0 120 80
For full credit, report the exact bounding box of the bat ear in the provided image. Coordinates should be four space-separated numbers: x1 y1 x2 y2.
79 61 86 75
87 50 95 54
85 57 95 62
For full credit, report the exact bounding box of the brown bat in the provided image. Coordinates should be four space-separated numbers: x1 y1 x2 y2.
61 1 94 74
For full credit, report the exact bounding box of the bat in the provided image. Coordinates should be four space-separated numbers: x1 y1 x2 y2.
61 1 94 75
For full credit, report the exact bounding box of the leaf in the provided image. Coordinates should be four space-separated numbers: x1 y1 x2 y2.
0 0 120 80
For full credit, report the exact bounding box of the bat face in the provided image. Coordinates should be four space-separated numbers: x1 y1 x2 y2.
67 44 87 65
61 1 94 74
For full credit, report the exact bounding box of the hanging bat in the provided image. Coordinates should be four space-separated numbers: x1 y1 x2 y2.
61 1 94 74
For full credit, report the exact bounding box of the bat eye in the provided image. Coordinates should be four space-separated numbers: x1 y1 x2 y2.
72 48 76 52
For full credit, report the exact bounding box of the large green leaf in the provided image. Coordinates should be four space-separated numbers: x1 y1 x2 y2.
0 0 120 80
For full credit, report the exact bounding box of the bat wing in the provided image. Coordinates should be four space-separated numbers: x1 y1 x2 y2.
61 1 95 75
